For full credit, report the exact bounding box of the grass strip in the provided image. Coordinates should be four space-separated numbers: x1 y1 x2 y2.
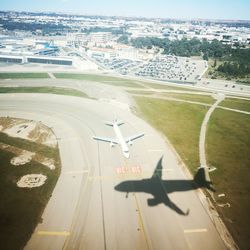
220 98 250 113
53 73 144 88
0 132 57 159
0 73 49 79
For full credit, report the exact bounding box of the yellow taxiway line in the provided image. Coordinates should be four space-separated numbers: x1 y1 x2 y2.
133 193 150 249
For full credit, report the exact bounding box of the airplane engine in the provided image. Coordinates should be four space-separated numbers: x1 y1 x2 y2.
110 142 115 147
128 141 133 146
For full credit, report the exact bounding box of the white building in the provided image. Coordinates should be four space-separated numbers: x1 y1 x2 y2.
118 47 138 60
88 32 113 44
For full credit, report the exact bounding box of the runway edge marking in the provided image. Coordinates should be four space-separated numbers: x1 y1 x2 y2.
37 231 70 236
184 228 207 233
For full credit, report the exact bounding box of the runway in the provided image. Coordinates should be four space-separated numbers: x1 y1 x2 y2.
0 93 227 250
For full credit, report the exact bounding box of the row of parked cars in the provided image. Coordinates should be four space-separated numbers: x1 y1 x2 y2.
92 54 206 82
92 55 143 74
134 55 204 82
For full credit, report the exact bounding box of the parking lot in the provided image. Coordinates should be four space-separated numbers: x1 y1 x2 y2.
91 54 207 82
135 55 207 82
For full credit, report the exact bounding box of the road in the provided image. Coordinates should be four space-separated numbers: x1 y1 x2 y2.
0 93 227 250
199 93 225 180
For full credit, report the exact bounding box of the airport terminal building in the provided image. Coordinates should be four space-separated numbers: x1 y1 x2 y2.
0 38 73 66
26 56 72 65
0 54 73 66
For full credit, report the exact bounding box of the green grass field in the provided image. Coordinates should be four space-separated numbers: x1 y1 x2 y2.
126 90 156 95
128 90 214 104
135 97 208 173
0 132 61 250
53 73 144 88
220 98 250 113
207 110 250 250
0 73 49 79
0 71 212 93
0 86 89 99
142 82 209 92
160 93 214 104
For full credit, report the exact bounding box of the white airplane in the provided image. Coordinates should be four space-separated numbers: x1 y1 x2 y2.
93 120 144 158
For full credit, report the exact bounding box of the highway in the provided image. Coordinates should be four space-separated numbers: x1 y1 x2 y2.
0 93 227 250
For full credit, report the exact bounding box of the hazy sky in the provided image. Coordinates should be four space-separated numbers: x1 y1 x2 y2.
1 0 250 20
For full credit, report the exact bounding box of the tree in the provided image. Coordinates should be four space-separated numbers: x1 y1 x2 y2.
117 35 129 45
203 53 209 61
213 60 217 67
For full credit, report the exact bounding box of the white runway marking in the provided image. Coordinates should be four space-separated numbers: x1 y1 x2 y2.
184 228 207 233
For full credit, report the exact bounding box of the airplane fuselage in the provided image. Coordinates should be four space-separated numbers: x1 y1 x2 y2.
113 123 130 158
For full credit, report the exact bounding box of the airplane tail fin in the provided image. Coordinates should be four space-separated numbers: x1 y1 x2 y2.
194 167 215 192
105 119 124 127
151 157 163 180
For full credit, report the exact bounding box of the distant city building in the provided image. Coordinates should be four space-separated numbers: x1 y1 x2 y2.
67 32 113 47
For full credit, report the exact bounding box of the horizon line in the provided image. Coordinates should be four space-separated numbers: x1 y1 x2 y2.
1 9 250 22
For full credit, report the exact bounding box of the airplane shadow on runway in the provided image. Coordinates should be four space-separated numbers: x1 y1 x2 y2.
114 157 215 216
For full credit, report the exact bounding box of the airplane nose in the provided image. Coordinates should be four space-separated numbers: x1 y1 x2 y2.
114 182 129 192
124 152 130 158
114 184 120 191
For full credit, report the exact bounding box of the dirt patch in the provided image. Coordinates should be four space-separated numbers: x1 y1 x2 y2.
0 117 25 130
0 142 23 155
11 152 34 166
0 117 57 148
0 142 56 170
0 116 58 171
4 121 37 139
40 158 55 170
28 122 57 148
33 155 55 170
17 174 47 188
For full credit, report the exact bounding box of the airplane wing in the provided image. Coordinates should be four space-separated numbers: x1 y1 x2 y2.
125 133 144 143
93 136 118 144
105 120 124 126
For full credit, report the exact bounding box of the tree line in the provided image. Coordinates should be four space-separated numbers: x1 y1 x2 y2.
0 20 67 33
